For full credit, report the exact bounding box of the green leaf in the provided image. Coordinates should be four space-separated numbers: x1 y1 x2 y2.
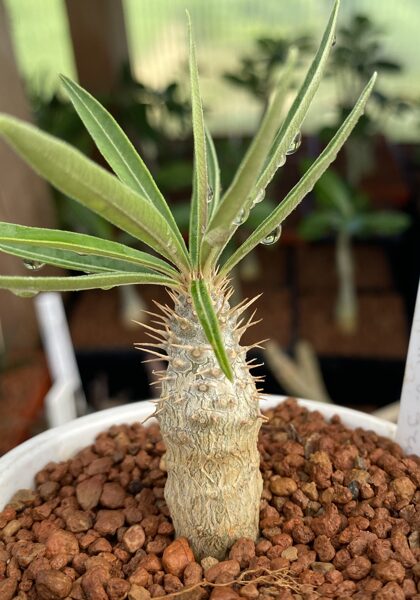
202 47 298 270
220 73 377 277
60 75 186 251
187 13 208 271
0 115 190 271
356 211 411 236
298 212 338 240
204 0 340 273
0 222 179 278
190 279 233 381
311 169 354 218
254 0 339 195
205 125 221 220
0 271 179 296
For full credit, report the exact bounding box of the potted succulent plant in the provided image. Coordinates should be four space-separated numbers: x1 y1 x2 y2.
0 2 375 561
3 6 417 600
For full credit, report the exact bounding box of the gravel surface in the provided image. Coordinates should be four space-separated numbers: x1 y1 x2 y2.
0 398 419 599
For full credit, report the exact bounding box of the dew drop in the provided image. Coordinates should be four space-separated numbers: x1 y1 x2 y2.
252 189 265 207
260 225 282 246
207 186 214 204
11 289 38 298
233 207 249 226
100 285 113 291
23 259 45 271
286 131 302 156
277 154 287 168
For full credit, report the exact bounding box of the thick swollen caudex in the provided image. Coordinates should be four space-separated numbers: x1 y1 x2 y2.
151 285 264 560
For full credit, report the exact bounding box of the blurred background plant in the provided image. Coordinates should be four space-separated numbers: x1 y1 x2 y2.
223 34 315 111
299 168 411 333
321 13 416 184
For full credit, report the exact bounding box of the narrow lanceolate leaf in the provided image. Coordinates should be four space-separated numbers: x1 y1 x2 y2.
201 46 297 271
205 126 221 220
0 223 179 278
60 75 187 252
187 13 208 271
0 116 190 271
0 242 163 275
255 0 339 193
0 271 179 295
203 0 339 272
190 279 234 381
220 73 377 277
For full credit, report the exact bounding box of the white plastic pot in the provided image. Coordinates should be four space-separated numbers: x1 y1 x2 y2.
0 396 396 510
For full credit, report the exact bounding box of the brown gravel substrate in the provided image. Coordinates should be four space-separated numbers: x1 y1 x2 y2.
1 399 419 600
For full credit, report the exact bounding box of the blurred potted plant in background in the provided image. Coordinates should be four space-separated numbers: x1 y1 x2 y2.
299 167 410 333
324 13 412 186
224 34 314 112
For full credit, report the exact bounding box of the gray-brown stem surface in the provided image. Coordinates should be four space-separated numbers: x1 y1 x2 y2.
156 286 263 560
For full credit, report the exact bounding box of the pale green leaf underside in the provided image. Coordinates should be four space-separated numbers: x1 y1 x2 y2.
203 0 339 271
187 12 208 271
0 116 189 272
60 75 187 253
205 125 221 220
220 73 377 277
190 279 234 381
0 271 179 294
0 222 178 278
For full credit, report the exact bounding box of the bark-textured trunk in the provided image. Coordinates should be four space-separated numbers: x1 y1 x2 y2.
154 284 263 560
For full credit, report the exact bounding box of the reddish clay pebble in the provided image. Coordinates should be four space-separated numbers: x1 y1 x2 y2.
374 581 405 599
76 477 103 511
345 556 372 580
94 510 125 536
0 578 17 600
270 476 297 496
106 577 131 600
64 509 92 533
183 561 203 585
128 584 151 599
1 399 419 599
162 537 194 577
35 569 73 599
45 529 79 557
205 559 240 583
229 538 255 568
375 559 406 583
210 587 240 599
122 525 146 553
100 482 126 509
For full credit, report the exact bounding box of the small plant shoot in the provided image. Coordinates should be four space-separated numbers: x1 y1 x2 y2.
0 1 376 558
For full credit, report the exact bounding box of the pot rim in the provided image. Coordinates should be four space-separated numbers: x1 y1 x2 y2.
0 395 396 509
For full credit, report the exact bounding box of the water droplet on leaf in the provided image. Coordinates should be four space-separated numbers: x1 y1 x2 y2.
277 154 287 168
23 259 45 271
233 207 249 226
11 289 38 298
286 131 302 156
252 190 265 207
260 225 282 246
207 186 214 204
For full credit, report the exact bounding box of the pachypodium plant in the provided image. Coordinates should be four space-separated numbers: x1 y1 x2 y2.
299 168 410 333
0 2 375 560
